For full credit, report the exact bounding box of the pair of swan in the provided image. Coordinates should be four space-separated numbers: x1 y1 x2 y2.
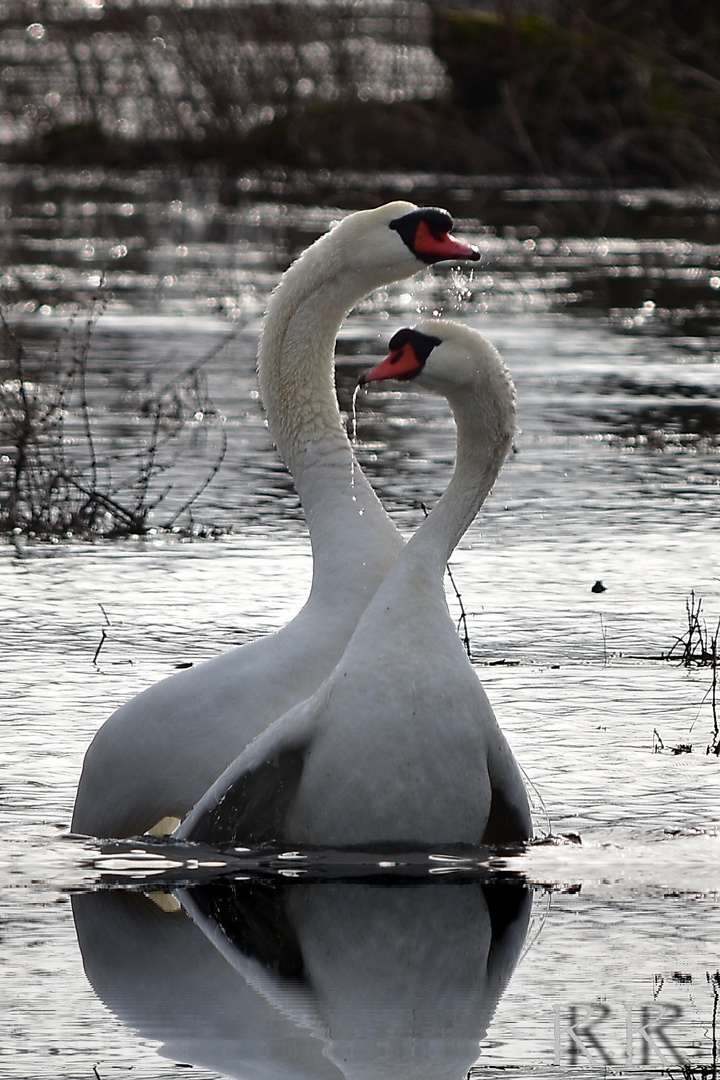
177 320 531 846
72 200 531 847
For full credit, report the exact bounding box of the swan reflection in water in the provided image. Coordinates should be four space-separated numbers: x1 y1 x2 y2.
73 876 531 1080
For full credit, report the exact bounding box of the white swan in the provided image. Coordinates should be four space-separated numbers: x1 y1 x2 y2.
177 319 532 848
72 203 479 839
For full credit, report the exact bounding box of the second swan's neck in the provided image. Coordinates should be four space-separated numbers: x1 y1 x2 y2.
405 382 515 578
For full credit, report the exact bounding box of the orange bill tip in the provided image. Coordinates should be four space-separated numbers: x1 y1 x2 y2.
413 220 480 263
359 344 422 385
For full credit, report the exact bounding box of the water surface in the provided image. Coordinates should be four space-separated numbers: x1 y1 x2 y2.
1 168 719 1079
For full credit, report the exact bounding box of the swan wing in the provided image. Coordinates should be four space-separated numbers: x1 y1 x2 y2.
483 732 534 844
184 741 307 847
177 700 320 847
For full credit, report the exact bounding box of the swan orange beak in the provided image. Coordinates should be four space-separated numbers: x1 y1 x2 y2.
413 219 480 264
359 343 423 385
390 208 479 264
359 328 442 385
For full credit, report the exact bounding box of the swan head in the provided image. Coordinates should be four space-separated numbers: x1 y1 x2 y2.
358 318 516 438
317 202 479 289
384 203 480 266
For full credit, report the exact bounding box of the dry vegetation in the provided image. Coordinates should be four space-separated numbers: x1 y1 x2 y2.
657 591 720 756
0 299 228 539
432 0 720 183
0 0 438 162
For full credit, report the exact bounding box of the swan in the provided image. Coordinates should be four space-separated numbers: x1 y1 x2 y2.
72 203 480 840
176 319 532 848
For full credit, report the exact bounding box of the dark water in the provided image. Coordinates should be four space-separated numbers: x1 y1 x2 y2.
1 166 719 1078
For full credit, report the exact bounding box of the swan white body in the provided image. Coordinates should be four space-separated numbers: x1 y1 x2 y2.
178 320 532 848
72 203 479 839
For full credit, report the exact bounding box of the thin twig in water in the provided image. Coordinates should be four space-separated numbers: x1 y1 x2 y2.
599 612 608 665
519 762 552 838
164 422 228 529
708 625 719 756
76 280 107 494
419 502 471 657
93 603 111 666
445 560 472 658
135 324 243 404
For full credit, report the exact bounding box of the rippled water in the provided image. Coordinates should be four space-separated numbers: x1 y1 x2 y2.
1 167 719 1079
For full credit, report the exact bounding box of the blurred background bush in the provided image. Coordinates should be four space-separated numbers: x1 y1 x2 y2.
2 0 720 181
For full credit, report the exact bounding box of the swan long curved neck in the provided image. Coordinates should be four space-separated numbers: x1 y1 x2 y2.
410 386 514 573
256 212 417 589
258 263 359 482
